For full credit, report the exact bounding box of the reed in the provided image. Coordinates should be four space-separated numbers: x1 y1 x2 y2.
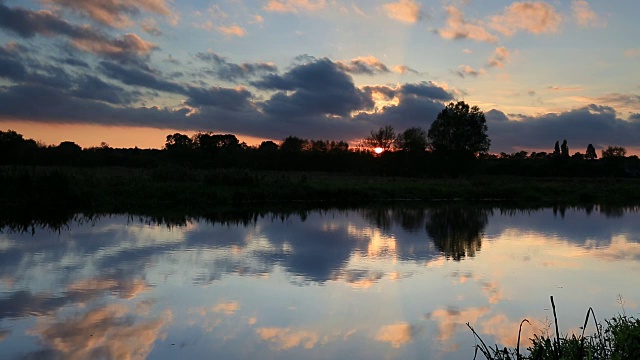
468 296 640 360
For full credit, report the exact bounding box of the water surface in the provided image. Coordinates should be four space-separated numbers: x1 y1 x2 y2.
1 205 639 359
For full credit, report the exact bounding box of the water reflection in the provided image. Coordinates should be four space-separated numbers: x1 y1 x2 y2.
0 205 640 359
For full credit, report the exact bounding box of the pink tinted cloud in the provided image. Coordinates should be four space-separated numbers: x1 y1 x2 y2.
42 0 173 28
487 46 510 68
382 0 422 24
572 0 603 27
264 0 327 13
489 2 562 36
438 6 498 43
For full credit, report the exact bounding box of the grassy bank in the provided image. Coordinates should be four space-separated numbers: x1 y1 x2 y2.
469 296 640 360
2 166 640 212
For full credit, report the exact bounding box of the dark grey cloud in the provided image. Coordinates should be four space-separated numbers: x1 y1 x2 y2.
196 52 277 81
185 86 253 111
70 74 138 104
485 109 508 122
253 57 375 118
99 61 184 94
0 45 27 81
400 81 454 101
0 2 156 61
487 104 640 153
354 82 455 131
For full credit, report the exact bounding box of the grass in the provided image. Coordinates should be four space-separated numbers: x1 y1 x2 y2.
468 296 640 360
2 166 640 213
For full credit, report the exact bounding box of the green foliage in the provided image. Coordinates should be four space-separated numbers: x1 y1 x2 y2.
469 297 640 360
427 101 490 156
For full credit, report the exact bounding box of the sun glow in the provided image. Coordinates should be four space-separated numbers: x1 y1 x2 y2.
374 147 384 154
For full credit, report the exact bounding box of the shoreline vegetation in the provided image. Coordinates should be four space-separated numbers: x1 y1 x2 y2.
469 296 640 360
2 119 640 213
2 166 640 212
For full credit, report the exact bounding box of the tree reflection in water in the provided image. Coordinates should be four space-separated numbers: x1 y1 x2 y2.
358 205 492 261
425 206 492 261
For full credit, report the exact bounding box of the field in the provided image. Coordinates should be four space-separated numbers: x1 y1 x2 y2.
2 166 640 213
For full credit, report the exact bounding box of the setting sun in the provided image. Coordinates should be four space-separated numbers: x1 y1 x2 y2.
374 147 384 154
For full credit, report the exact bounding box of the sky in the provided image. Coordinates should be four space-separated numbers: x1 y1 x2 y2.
0 0 638 154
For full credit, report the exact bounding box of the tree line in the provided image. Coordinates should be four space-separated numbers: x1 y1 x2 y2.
1 101 638 177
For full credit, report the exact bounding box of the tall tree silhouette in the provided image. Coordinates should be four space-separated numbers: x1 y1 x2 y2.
585 144 597 160
561 139 569 158
427 101 490 157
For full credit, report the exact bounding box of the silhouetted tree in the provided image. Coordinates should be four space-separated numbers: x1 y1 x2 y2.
364 125 395 152
585 144 597 160
602 146 627 158
0 129 38 164
192 133 240 152
395 127 428 153
561 139 569 158
427 101 490 157
280 136 308 153
553 141 561 157
165 133 193 151
258 140 279 152
328 141 349 153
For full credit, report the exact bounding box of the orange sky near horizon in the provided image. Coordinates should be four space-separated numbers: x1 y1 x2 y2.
0 121 268 149
3 120 639 156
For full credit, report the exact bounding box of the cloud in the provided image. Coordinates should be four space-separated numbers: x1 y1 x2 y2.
184 86 253 111
264 0 327 13
72 33 157 59
586 93 640 115
487 104 640 153
217 24 247 37
249 15 264 24
489 2 562 36
547 85 584 92
382 0 422 24
196 52 278 81
212 301 240 315
336 56 390 75
487 46 510 68
256 327 319 350
70 74 139 104
572 0 602 27
393 65 420 75
99 61 184 94
438 6 498 43
455 65 485 78
141 18 162 36
0 43 28 82
426 306 490 343
252 57 375 117
480 314 540 348
41 0 172 28
624 49 640 58
356 81 454 130
375 322 415 348
29 304 173 359
0 3 156 61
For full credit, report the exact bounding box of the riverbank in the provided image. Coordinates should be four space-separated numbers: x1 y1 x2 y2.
2 166 640 212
